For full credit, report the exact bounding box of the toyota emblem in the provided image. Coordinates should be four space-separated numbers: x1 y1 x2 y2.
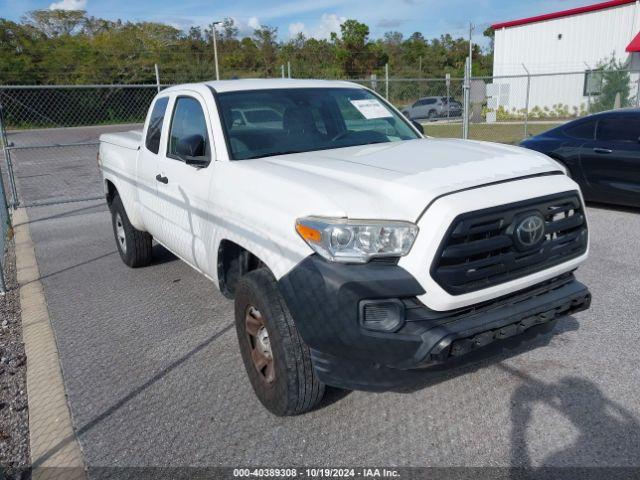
515 213 545 250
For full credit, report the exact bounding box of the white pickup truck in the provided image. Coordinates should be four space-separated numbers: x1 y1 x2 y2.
99 79 591 416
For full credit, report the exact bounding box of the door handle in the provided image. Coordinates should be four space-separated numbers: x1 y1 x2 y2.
593 148 612 154
155 174 168 184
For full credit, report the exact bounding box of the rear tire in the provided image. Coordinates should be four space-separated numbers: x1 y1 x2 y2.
110 194 153 268
234 268 325 416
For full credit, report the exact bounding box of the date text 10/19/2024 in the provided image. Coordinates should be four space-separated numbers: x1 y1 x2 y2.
233 468 401 478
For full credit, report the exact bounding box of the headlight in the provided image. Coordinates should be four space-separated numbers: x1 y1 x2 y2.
295 216 418 263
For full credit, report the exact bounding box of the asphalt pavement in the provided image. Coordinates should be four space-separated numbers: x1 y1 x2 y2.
8 125 640 471
19 198 640 470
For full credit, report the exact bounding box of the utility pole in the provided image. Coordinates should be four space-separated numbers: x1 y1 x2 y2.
154 63 160 93
212 20 222 81
385 63 389 100
468 23 474 78
463 22 474 140
463 57 470 139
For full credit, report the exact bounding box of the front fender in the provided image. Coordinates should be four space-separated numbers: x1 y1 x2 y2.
209 216 311 289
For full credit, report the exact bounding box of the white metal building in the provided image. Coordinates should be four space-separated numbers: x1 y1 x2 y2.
491 0 640 112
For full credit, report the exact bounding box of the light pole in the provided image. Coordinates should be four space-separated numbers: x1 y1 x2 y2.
212 20 222 81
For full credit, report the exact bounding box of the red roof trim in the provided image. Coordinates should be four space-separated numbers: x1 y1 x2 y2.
492 0 636 29
627 31 640 52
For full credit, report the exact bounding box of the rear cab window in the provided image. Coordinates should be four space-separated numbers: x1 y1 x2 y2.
145 97 169 154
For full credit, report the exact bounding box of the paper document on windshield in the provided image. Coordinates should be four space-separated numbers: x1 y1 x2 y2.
350 99 393 119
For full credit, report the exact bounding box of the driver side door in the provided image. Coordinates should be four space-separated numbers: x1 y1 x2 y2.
153 93 215 270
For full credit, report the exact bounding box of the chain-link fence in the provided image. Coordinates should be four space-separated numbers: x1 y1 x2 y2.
0 67 638 212
0 103 11 293
353 68 639 144
0 85 161 208
350 76 465 139
453 69 640 145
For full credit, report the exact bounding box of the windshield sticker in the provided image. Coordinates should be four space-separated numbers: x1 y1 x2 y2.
350 99 393 119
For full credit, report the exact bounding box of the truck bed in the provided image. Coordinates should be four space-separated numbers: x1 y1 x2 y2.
100 130 143 150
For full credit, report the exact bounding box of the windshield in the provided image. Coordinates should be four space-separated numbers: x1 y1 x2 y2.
217 88 420 160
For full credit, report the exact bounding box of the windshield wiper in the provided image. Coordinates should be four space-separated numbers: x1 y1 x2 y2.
243 150 303 160
242 140 391 160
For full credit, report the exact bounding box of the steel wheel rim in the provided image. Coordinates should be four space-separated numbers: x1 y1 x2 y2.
245 306 275 384
115 213 127 254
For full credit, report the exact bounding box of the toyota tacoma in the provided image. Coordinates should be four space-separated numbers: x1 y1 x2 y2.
98 79 591 416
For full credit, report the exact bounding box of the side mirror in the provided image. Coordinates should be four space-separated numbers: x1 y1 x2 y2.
176 134 209 166
411 120 424 134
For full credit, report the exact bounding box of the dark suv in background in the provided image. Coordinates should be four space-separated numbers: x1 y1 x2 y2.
520 109 640 208
402 96 462 120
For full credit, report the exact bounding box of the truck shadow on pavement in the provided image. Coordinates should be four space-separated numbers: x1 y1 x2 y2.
149 243 179 266
18 244 177 290
388 314 640 472
504 363 640 473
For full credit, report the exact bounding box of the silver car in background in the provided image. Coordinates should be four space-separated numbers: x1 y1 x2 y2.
402 96 462 120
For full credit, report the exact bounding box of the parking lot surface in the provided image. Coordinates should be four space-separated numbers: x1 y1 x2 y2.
13 131 640 470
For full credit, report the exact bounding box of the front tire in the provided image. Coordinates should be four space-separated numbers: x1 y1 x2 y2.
110 194 153 268
234 268 325 416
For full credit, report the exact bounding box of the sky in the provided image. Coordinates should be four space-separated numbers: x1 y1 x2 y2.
1 0 597 42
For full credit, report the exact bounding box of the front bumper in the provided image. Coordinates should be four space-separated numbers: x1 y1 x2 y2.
278 255 591 391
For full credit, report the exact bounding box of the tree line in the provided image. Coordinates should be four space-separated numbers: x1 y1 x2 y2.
0 10 494 85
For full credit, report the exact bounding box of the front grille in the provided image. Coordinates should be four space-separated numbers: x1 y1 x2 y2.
431 192 588 295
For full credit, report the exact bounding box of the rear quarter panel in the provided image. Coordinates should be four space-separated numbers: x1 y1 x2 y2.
99 132 146 230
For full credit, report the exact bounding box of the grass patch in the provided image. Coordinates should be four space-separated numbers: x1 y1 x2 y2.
422 122 564 145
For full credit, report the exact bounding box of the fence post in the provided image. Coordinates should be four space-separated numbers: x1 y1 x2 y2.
287 61 291 79
0 101 18 209
522 63 531 138
0 99 10 294
281 65 285 78
0 159 8 294
583 62 592 114
385 63 389 100
446 73 451 120
463 57 470 139
154 64 161 93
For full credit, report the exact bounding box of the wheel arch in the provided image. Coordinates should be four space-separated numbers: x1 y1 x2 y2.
105 178 117 206
103 177 146 231
217 239 270 299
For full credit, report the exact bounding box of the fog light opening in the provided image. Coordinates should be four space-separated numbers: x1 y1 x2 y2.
359 299 405 333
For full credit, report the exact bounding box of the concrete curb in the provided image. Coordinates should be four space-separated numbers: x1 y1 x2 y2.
13 207 87 480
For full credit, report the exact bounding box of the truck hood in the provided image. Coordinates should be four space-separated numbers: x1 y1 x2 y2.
234 138 563 221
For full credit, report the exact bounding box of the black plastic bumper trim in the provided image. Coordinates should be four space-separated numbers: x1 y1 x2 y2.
279 255 591 391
